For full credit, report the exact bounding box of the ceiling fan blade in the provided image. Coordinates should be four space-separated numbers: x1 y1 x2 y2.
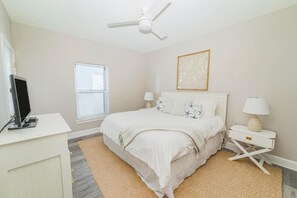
107 21 138 28
145 0 171 21
152 31 167 41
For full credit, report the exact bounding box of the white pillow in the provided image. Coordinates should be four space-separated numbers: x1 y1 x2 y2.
163 100 174 113
193 100 217 117
171 99 192 116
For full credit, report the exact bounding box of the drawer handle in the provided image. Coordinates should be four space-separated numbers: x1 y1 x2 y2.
246 136 252 141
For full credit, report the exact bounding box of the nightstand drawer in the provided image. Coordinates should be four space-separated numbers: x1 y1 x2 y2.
229 130 275 149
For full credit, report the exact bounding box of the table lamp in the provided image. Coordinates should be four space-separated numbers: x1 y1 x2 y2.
242 97 270 132
144 92 154 108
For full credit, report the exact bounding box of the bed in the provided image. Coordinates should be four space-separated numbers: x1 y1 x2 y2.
100 91 229 198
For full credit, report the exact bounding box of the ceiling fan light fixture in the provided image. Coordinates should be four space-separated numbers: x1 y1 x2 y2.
139 18 152 33
107 0 171 40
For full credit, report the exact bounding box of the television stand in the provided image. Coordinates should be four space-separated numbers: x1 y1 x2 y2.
23 117 38 128
8 117 39 130
0 113 72 197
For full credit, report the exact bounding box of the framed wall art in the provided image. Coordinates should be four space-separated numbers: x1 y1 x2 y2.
176 49 210 91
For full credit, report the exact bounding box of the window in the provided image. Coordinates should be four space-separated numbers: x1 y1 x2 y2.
74 63 109 122
3 43 16 117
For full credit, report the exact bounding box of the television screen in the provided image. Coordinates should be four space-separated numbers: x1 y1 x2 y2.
10 75 31 127
15 78 31 122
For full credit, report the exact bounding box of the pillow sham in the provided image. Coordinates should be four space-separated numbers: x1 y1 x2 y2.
163 100 174 113
171 99 192 116
192 100 217 117
184 103 203 119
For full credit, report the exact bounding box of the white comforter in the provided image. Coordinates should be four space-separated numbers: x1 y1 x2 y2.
100 108 225 197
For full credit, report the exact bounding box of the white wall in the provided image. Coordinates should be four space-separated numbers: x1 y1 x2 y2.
146 6 297 161
0 0 12 129
0 0 11 43
12 23 148 132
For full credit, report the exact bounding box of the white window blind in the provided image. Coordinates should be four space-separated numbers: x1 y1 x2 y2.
75 63 109 121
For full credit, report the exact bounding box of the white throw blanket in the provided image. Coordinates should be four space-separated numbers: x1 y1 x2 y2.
101 109 225 197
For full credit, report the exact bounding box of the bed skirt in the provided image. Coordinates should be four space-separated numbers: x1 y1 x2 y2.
103 132 223 197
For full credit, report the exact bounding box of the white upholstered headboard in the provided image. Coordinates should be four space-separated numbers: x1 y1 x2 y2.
161 91 229 123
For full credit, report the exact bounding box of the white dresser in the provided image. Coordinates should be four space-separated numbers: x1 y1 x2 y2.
0 113 73 198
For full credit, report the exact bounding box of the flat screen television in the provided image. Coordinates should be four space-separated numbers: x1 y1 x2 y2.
9 75 37 129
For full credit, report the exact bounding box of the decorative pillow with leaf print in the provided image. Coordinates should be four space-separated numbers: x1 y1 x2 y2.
184 103 203 119
156 100 165 112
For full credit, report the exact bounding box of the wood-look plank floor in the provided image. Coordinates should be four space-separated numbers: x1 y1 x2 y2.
69 134 297 198
69 134 104 198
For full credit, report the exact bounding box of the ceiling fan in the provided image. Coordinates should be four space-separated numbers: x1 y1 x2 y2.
107 0 172 41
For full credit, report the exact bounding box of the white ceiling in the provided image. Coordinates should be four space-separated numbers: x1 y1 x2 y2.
3 0 297 53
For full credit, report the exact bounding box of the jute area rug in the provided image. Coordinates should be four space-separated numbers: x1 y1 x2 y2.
78 136 282 198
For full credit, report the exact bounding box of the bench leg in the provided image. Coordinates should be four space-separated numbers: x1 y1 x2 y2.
228 139 271 175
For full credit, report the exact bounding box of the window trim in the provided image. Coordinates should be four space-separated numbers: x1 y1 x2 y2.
74 63 109 122
75 116 106 124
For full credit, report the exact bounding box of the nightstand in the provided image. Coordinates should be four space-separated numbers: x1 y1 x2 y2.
228 125 276 175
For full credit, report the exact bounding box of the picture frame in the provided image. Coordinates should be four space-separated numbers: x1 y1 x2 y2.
176 49 210 91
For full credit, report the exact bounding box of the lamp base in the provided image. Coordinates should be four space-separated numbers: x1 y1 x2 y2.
247 115 262 132
146 101 152 108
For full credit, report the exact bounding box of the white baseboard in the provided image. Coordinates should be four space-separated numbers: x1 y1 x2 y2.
67 127 101 140
263 153 297 171
224 142 241 153
224 142 297 171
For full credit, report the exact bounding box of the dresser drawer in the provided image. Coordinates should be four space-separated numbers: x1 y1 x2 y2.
229 130 275 149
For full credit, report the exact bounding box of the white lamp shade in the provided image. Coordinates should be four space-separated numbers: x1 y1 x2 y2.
242 97 270 115
144 92 154 101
